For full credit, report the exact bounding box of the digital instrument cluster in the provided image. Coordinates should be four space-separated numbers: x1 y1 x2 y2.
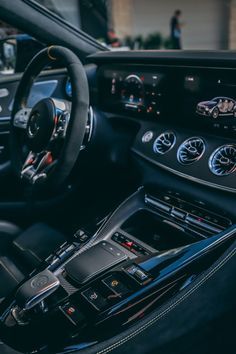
100 67 164 117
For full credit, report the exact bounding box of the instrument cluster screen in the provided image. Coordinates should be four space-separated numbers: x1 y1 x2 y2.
100 67 165 117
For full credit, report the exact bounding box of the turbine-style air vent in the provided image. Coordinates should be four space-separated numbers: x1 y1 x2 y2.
177 137 205 165
209 145 236 176
153 131 176 155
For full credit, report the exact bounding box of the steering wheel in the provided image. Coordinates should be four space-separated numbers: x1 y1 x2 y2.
10 46 89 189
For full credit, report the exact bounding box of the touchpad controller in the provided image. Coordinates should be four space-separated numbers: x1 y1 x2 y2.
65 241 127 285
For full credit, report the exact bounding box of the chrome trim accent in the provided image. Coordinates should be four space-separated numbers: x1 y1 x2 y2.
80 106 94 151
11 307 29 326
0 88 9 98
209 144 236 176
22 271 60 310
153 131 176 155
0 116 10 121
13 108 31 129
132 148 236 193
124 74 143 84
87 106 94 143
177 137 205 165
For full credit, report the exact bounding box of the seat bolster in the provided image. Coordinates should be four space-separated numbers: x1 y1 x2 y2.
0 256 24 299
0 221 21 237
13 223 66 269
0 221 21 254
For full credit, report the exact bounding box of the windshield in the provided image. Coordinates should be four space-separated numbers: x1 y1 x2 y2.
30 0 229 51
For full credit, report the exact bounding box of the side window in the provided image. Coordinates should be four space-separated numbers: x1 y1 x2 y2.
30 0 109 45
0 20 45 75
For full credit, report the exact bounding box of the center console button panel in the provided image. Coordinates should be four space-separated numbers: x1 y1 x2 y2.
144 194 231 238
74 229 91 243
102 274 130 296
125 264 152 285
112 232 150 256
81 288 107 311
60 302 85 325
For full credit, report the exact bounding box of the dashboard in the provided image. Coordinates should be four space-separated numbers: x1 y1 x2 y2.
96 62 236 194
1 58 235 195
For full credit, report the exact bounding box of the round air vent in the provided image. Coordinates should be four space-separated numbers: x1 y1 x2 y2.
209 145 236 176
177 137 205 165
153 131 176 155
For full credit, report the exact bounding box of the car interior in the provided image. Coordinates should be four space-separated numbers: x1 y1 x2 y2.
0 1 235 354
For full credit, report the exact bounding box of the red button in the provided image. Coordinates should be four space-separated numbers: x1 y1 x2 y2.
125 241 133 248
67 306 75 315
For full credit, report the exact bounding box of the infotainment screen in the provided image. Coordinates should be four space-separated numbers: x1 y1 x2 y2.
182 73 236 119
177 70 236 134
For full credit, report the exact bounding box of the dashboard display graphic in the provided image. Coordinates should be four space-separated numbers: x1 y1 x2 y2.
181 73 236 131
196 97 236 119
121 74 144 107
101 68 163 116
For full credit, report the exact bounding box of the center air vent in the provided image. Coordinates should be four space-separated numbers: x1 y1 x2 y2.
209 145 236 176
177 137 205 165
153 131 176 155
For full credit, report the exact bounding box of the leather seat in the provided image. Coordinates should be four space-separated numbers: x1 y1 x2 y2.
0 222 66 300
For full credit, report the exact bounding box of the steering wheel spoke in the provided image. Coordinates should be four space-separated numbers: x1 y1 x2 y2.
21 150 55 184
13 108 31 129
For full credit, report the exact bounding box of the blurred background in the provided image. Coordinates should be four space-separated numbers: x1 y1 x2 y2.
0 0 235 75
29 0 236 50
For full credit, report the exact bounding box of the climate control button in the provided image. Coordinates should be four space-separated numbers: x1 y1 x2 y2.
142 131 154 143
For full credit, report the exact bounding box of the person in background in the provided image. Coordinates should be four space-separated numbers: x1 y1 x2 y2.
170 9 183 49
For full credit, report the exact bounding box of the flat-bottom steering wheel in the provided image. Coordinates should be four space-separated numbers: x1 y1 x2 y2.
10 46 89 189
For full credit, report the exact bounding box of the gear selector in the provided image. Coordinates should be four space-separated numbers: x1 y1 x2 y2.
15 269 60 310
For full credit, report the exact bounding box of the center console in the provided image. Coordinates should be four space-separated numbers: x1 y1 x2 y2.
0 188 235 353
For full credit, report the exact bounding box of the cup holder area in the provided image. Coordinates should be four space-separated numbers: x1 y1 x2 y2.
121 210 201 251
